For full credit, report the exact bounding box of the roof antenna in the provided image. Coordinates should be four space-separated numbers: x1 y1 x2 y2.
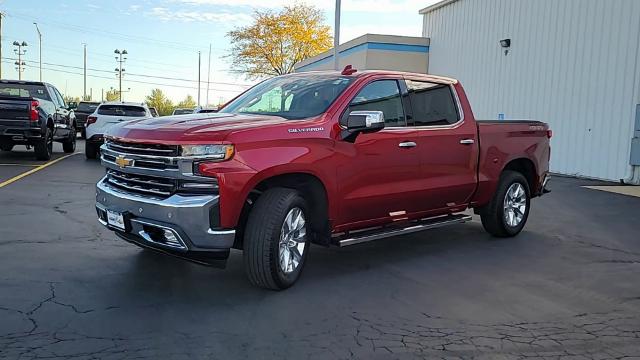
341 65 357 75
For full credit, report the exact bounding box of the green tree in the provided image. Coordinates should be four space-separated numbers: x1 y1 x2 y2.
227 4 332 78
145 88 174 116
176 95 197 109
105 89 120 102
63 95 81 104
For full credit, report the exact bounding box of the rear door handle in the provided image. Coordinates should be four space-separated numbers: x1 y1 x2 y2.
398 141 417 148
460 139 475 145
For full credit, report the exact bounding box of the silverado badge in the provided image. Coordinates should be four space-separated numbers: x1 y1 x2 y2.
115 155 133 169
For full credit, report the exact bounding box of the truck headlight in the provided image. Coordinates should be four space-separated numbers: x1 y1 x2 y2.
181 144 234 160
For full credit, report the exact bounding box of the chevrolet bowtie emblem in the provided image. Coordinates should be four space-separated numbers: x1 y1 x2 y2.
115 155 132 169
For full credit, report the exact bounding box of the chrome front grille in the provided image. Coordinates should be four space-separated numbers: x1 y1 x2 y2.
106 169 177 197
106 140 180 157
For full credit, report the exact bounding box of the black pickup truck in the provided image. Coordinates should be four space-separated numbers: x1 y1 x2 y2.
0 80 76 160
74 101 100 139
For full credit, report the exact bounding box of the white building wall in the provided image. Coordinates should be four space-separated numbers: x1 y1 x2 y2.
422 0 640 181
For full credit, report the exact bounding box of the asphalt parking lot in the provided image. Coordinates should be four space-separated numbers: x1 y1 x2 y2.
0 140 639 359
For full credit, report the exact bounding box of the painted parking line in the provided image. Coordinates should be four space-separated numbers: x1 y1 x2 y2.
0 164 41 167
0 153 80 189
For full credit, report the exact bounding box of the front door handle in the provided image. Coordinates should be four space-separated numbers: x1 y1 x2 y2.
398 141 417 148
460 139 475 145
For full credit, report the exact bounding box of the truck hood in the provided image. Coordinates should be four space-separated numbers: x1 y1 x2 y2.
106 112 291 144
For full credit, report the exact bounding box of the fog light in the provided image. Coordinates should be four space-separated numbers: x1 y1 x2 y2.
163 230 181 247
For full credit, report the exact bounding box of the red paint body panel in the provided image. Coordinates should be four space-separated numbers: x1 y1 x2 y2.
105 71 550 232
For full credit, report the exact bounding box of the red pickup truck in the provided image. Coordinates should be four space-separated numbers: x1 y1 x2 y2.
95 69 551 290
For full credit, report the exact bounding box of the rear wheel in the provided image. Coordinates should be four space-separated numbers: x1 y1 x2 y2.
62 126 76 153
85 141 98 159
34 127 53 161
243 188 310 290
479 170 531 237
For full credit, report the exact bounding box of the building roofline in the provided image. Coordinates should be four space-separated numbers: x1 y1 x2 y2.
419 0 460 14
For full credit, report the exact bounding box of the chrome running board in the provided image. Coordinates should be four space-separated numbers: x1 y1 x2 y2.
336 214 472 247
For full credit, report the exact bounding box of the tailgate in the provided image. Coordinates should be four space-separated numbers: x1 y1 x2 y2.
0 98 31 125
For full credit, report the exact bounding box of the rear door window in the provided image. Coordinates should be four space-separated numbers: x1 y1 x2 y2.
98 105 146 117
406 80 459 126
347 80 406 127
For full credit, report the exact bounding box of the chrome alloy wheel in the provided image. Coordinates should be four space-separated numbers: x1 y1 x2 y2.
278 207 307 274
503 183 527 227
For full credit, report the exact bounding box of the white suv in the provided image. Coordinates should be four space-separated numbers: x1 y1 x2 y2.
85 102 152 159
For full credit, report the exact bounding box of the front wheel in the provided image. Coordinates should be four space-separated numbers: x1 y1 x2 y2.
243 188 310 290
479 170 531 237
34 127 53 161
62 126 76 153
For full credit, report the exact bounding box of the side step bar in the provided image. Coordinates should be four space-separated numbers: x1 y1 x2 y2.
336 214 472 247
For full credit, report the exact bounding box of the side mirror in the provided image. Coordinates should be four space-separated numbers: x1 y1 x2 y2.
341 110 384 142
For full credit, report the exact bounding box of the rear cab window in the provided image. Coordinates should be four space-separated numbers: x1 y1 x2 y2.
98 105 146 117
405 80 459 126
78 102 99 113
0 82 51 101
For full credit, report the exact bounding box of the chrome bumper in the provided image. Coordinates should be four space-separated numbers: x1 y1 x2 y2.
95 177 235 252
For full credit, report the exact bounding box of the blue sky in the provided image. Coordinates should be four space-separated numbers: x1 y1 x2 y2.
0 0 436 104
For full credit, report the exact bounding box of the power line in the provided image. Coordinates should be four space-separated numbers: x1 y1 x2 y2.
0 60 247 93
1 57 251 88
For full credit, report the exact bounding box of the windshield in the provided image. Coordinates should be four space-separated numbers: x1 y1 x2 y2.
0 83 51 101
77 102 99 112
97 105 146 117
220 74 354 120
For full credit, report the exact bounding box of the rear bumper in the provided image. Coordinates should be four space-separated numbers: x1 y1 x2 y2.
0 124 43 142
95 177 235 266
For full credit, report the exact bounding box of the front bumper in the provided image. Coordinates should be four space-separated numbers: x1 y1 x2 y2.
95 177 235 266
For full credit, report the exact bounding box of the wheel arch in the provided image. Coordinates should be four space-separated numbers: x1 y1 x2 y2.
233 171 331 249
502 157 537 193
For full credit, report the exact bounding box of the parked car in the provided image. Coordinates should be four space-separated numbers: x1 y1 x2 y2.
0 80 76 160
172 108 194 115
194 106 218 114
85 102 152 159
148 107 159 117
95 69 551 290
74 101 100 139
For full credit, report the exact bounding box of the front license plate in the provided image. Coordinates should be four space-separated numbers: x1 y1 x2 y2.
106 210 126 230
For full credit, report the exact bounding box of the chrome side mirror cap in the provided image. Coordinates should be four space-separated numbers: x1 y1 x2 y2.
341 110 385 142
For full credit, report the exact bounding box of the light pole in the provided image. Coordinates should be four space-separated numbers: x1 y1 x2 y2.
83 43 87 100
13 41 27 80
334 0 341 70
114 49 127 102
33 23 42 81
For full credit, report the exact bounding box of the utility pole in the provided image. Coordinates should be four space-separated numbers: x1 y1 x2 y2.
83 43 87 100
101 88 104 102
334 0 341 71
206 43 212 106
114 49 127 102
197 51 201 106
33 23 42 81
0 13 5 79
13 41 28 80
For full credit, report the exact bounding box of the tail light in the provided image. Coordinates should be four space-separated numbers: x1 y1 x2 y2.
30 100 39 121
86 116 97 127
546 129 553 138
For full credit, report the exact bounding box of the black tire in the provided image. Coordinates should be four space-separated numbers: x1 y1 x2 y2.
0 143 13 151
479 170 531 237
85 141 98 159
243 188 311 290
34 127 53 161
62 126 76 153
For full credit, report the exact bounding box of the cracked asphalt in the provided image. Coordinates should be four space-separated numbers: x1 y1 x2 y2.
1 140 639 359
